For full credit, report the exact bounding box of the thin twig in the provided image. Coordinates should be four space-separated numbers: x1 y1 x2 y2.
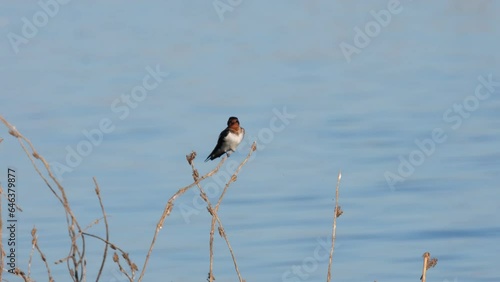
420 252 437 282
13 268 30 282
0 184 3 282
28 228 37 277
0 116 86 281
137 154 230 281
81 232 128 256
82 231 138 280
421 252 429 282
327 170 342 282
55 217 106 265
113 253 133 282
187 147 256 282
209 142 256 282
31 227 55 282
93 177 110 282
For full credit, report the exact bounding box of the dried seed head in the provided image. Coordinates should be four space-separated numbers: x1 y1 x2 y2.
200 192 208 202
336 206 343 217
122 252 129 260
165 203 174 217
251 142 257 151
8 128 20 138
427 257 438 270
14 268 25 276
207 207 214 216
218 226 225 237
186 151 197 165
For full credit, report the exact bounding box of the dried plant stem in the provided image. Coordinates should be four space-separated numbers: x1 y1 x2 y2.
188 173 227 282
327 171 342 282
113 252 134 282
420 252 437 282
0 116 86 281
138 153 232 281
0 184 3 282
1 115 256 282
212 215 241 281
31 228 54 282
421 252 429 282
13 268 30 281
81 232 128 258
28 228 36 277
208 142 256 282
81 231 137 281
93 177 110 282
186 147 255 282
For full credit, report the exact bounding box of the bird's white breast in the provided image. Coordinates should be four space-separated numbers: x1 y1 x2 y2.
224 129 244 151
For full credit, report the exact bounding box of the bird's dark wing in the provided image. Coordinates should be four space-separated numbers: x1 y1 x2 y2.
205 128 229 162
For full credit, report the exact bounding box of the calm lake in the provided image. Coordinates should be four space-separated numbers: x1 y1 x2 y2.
1 1 499 281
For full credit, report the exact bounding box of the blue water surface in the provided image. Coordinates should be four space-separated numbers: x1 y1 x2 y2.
1 1 499 281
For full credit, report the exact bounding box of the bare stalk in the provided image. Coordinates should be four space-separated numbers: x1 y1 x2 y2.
420 252 438 282
422 252 429 282
208 142 256 282
93 177 110 281
137 152 231 281
0 115 86 281
28 228 36 277
81 231 138 281
113 253 134 282
0 184 3 282
327 171 342 282
31 227 54 281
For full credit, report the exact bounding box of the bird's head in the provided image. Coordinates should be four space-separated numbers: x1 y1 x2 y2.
227 117 240 129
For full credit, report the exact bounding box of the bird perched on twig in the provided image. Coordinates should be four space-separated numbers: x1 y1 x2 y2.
205 117 245 162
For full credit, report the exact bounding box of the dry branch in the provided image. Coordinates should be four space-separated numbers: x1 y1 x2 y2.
0 115 86 281
420 252 438 282
138 144 255 281
1 115 257 282
0 184 3 282
186 152 243 281
31 227 54 282
208 142 256 282
93 177 110 281
327 171 342 282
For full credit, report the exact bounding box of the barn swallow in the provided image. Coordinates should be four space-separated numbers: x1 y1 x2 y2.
205 117 245 162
